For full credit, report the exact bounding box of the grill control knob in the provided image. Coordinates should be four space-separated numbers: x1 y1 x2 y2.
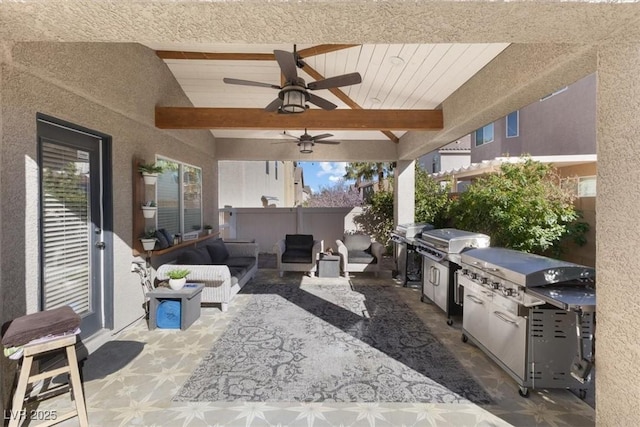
491 282 500 290
503 288 515 297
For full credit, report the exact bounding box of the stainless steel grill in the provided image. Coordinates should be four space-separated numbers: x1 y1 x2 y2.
389 223 433 286
413 229 490 325
457 247 595 397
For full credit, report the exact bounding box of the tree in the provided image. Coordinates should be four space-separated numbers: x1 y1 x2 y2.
353 188 394 249
353 163 451 250
449 158 588 255
344 162 375 189
344 162 394 191
305 181 363 207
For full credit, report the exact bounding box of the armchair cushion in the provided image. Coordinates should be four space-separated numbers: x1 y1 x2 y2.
206 239 230 264
177 247 212 265
285 234 314 252
282 249 313 263
348 250 377 265
344 234 372 252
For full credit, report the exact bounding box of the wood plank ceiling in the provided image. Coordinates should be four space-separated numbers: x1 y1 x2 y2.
145 43 509 142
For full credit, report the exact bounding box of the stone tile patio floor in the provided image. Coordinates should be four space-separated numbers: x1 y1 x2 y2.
21 267 595 427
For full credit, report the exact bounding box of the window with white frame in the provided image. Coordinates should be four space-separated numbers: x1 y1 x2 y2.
506 111 519 138
578 176 596 197
475 123 494 147
156 157 202 237
561 175 596 197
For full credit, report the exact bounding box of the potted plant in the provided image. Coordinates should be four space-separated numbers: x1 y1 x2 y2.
138 162 164 185
141 200 157 219
204 224 213 235
166 268 190 290
140 229 157 251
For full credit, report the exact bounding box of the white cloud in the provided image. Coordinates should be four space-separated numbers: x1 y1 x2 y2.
317 162 347 181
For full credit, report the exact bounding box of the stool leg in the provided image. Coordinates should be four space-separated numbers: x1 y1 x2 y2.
65 345 89 427
9 355 33 427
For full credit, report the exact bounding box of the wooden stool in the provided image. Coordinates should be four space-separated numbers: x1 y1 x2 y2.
9 335 88 427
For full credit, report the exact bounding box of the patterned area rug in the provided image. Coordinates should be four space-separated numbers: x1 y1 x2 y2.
174 280 492 404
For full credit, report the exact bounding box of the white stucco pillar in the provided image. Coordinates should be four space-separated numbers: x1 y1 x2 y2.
393 160 415 226
392 160 415 282
595 43 640 426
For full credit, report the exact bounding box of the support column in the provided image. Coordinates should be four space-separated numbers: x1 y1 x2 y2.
393 161 415 283
393 160 415 227
596 43 640 426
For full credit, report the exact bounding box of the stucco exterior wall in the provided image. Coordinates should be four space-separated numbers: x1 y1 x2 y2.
472 73 596 163
595 43 640 425
402 44 597 161
0 42 216 341
218 160 295 208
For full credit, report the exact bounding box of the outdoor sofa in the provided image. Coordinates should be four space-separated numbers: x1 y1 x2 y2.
156 239 258 312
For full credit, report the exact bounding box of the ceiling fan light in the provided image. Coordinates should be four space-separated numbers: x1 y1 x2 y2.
281 88 307 113
299 141 314 154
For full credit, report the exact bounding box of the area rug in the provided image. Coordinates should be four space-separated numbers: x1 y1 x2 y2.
174 280 492 404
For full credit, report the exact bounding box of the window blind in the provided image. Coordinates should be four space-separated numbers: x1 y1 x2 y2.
41 142 91 314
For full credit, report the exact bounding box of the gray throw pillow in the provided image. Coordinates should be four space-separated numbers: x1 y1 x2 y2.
206 239 230 264
177 249 209 265
155 230 170 249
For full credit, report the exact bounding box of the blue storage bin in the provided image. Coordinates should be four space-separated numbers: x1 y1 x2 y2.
156 299 181 329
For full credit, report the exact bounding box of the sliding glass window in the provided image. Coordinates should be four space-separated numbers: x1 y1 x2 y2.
156 157 202 237
475 123 494 147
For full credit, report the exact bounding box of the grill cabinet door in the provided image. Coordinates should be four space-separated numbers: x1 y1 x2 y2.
432 260 450 313
462 284 491 345
422 258 436 302
488 304 527 380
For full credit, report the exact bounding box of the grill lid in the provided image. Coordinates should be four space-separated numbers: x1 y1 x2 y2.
392 223 434 238
460 247 595 287
417 228 490 254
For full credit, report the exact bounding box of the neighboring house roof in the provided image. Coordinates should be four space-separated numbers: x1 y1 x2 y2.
431 154 597 181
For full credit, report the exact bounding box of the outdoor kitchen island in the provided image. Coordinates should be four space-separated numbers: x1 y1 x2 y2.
457 247 596 398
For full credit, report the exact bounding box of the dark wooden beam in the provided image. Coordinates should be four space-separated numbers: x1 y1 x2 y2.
156 107 443 131
297 44 360 58
156 51 275 61
302 63 399 143
155 45 359 61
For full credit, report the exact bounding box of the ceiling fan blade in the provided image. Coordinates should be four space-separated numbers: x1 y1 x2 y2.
311 133 334 141
265 98 283 112
314 140 341 145
223 77 280 89
282 131 300 140
274 50 298 82
307 72 362 90
308 93 337 110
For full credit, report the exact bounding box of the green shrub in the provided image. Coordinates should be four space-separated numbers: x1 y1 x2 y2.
353 189 394 250
415 166 451 228
449 158 588 255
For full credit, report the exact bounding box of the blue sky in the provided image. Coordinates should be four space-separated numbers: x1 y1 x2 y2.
299 162 352 193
